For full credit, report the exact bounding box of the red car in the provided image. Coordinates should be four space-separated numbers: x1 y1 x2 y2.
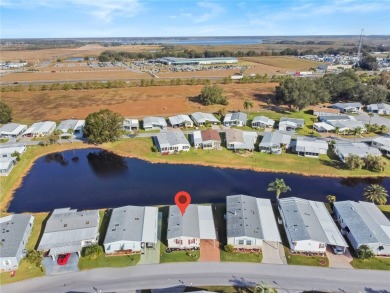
57 253 70 265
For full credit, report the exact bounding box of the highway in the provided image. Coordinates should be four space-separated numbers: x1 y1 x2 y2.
2 262 390 293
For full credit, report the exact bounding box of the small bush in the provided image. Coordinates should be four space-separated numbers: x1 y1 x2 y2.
82 244 103 260
224 244 234 253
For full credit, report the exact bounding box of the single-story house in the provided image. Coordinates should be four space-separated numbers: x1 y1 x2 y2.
103 206 158 254
333 201 390 256
333 142 382 162
122 118 139 132
190 112 220 126
226 195 281 249
278 197 348 254
143 117 167 131
192 129 221 149
37 208 100 260
0 143 26 158
251 116 275 129
168 115 193 128
279 118 305 132
371 137 390 157
0 123 27 138
318 114 352 123
23 121 56 137
223 112 248 127
367 103 390 115
56 119 85 138
294 137 328 158
332 102 363 113
225 129 257 152
153 130 190 154
0 157 16 176
311 106 340 116
258 131 291 154
167 204 216 250
313 122 335 132
0 214 34 272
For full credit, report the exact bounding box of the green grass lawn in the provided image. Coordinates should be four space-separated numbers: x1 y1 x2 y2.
78 253 140 270
220 250 262 263
159 242 200 263
284 247 329 267
350 257 390 270
0 212 49 285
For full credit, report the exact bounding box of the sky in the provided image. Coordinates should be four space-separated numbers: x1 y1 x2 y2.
0 0 389 38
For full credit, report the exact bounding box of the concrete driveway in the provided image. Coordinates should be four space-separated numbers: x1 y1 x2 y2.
199 239 220 262
355 113 390 130
261 241 287 264
139 212 162 265
42 253 79 275
326 247 353 269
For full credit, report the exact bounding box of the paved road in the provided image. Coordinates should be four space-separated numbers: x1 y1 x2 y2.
3 262 390 293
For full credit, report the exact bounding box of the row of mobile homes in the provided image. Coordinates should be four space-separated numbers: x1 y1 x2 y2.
168 115 193 128
167 204 216 249
279 118 305 132
23 121 56 138
192 129 221 149
251 116 275 129
333 142 382 162
0 214 34 272
154 130 190 154
225 129 257 152
0 123 27 138
294 137 328 158
0 143 26 158
143 117 167 131
311 107 340 116
333 201 390 256
37 208 100 260
56 119 85 138
313 122 335 133
226 195 281 250
259 131 291 154
0 157 17 176
223 112 247 127
333 102 363 114
191 112 220 126
278 197 348 254
103 206 158 254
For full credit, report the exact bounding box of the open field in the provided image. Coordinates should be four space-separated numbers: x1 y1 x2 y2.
0 44 162 63
0 83 276 123
241 56 323 71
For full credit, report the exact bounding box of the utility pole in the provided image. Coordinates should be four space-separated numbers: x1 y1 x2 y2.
357 29 364 65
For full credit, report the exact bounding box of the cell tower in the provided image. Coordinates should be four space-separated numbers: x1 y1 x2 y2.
357 29 364 64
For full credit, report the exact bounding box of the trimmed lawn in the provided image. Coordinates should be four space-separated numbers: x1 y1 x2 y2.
0 212 48 285
159 242 200 263
220 250 262 263
350 257 390 270
78 253 140 270
284 247 329 267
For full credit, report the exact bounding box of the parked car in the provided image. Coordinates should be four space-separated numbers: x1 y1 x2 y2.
332 246 344 255
57 253 70 265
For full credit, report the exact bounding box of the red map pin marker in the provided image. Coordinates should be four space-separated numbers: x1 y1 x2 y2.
174 191 191 216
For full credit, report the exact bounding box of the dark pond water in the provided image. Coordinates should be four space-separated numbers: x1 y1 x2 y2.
7 149 390 213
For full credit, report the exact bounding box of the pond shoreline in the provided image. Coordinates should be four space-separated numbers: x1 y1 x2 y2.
2 141 388 212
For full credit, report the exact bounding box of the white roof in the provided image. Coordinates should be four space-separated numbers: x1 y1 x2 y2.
0 143 26 156
372 137 390 148
191 112 219 124
0 123 27 135
314 122 335 131
168 115 192 126
23 121 56 135
56 119 85 132
198 205 217 239
252 116 275 125
295 137 328 153
334 142 382 158
143 117 167 128
192 130 202 145
0 157 15 170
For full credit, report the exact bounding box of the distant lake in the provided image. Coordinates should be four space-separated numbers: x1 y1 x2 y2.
7 149 390 213
160 38 262 45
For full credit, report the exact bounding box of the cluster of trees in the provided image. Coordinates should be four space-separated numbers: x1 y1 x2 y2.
275 70 390 110
198 85 228 106
0 101 12 123
84 109 124 144
344 155 387 172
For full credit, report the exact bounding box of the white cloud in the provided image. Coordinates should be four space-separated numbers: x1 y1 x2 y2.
168 2 223 24
0 0 141 22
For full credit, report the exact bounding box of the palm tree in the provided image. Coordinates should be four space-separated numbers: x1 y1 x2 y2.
334 127 340 137
267 178 291 200
380 124 388 134
254 282 277 293
243 100 254 111
353 127 362 142
363 184 388 205
368 112 374 125
326 195 336 204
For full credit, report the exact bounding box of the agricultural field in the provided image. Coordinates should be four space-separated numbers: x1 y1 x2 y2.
241 56 323 71
0 83 276 123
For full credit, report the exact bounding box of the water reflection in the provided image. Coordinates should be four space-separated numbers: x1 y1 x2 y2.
87 150 128 177
45 152 68 166
340 177 384 187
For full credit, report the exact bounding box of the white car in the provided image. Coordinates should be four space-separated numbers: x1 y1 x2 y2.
332 245 344 255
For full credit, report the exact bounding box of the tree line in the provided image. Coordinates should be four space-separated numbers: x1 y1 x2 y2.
275 70 390 111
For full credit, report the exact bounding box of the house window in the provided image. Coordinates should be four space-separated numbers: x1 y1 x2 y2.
238 240 244 245
246 240 252 245
4 260 10 266
64 224 67 227
319 243 325 248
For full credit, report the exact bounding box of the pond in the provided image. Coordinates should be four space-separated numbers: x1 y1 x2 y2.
7 149 390 213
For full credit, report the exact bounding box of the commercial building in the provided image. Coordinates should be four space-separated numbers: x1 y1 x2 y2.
158 57 238 66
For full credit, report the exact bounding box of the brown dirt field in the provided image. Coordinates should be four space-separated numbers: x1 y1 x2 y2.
245 64 287 75
40 66 128 72
0 70 150 82
1 83 276 123
0 45 162 63
157 69 240 78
